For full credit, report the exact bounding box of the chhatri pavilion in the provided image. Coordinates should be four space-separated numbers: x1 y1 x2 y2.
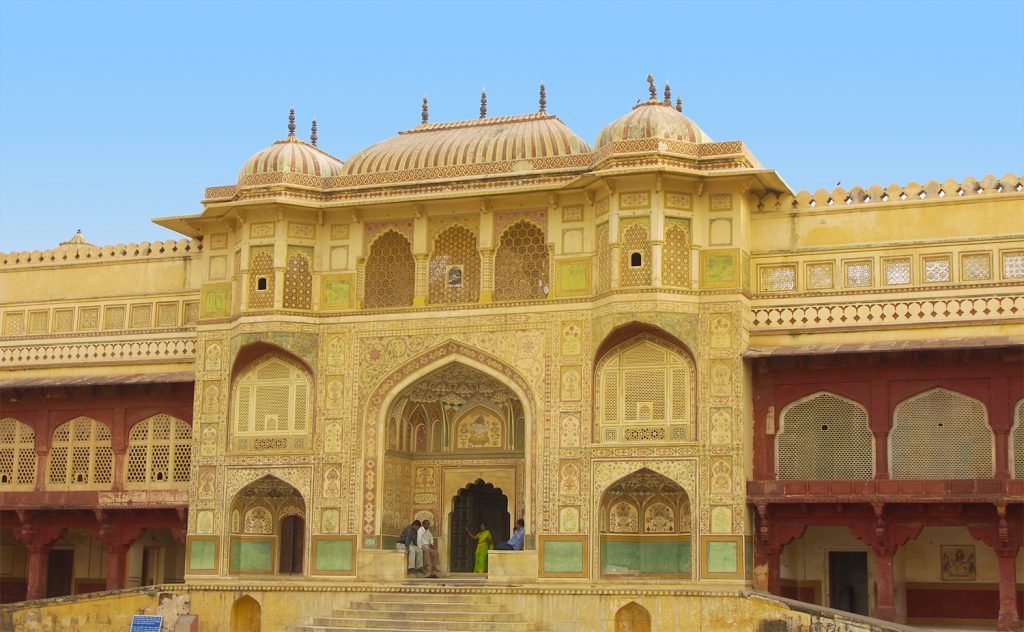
0 76 1022 631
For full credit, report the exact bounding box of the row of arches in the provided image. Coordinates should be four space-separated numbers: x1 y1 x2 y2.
0 414 191 490
777 389 1024 479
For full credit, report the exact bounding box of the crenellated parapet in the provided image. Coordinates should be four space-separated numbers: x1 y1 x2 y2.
1 237 201 268
757 173 1023 212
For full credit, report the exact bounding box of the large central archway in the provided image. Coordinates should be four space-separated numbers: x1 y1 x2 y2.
374 354 531 572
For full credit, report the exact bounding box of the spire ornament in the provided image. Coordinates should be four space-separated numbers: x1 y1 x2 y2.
676 97 682 112
480 89 487 119
664 83 672 105
310 119 318 146
539 82 547 113
421 96 429 124
288 108 296 137
647 74 656 101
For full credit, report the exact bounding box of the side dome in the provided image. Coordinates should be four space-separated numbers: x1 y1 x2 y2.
238 135 345 183
596 101 711 149
342 112 592 184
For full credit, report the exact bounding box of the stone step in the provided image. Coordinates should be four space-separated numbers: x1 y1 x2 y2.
348 600 508 613
312 616 536 631
367 592 492 603
292 627 542 632
331 608 511 622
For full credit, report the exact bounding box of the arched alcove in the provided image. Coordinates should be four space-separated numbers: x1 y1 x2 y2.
600 468 691 577
777 392 873 480
229 476 306 575
231 595 261 632
615 601 651 632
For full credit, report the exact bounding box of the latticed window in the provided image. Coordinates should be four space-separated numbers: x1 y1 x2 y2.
126 414 192 487
595 336 695 443
1011 400 1024 479
248 247 275 309
0 418 37 489
364 230 415 308
662 223 690 288
777 393 873 480
494 221 548 301
283 250 313 310
232 355 311 452
595 225 611 293
890 388 993 479
428 225 480 304
47 417 113 489
620 224 651 287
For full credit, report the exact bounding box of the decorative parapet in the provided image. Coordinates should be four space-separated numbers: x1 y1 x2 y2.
0 238 201 268
758 173 1023 212
0 334 197 368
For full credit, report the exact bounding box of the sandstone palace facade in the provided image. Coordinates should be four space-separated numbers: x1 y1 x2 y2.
1 80 1022 630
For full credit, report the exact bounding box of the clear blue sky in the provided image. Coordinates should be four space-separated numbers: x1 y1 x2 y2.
1 0 1022 252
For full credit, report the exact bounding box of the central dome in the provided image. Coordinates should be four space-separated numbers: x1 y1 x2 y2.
343 113 592 181
238 135 345 183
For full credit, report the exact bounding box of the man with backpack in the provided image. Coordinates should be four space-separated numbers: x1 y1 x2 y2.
396 519 423 574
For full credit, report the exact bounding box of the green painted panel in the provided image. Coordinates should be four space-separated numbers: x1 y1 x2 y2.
542 540 584 574
707 540 738 573
601 539 691 575
189 540 216 570
315 539 353 572
745 538 753 576
704 253 736 283
230 539 274 573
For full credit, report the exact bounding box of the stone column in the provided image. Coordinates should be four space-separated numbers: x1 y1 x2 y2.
996 549 1021 631
25 542 51 600
873 549 896 621
104 543 129 591
766 547 781 596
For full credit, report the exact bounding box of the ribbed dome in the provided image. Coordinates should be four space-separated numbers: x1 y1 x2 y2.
238 135 345 183
344 113 592 179
596 101 711 149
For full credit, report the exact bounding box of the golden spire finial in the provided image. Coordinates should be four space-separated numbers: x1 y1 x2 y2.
310 119 318 146
288 107 296 137
480 88 487 119
676 97 682 112
664 83 672 105
422 96 429 125
647 74 656 101
539 82 547 114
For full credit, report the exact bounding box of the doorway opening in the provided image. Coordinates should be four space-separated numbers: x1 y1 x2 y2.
278 515 305 574
828 551 869 615
448 479 510 572
46 548 74 597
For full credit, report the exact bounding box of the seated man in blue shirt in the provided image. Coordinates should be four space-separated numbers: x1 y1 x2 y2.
495 518 526 550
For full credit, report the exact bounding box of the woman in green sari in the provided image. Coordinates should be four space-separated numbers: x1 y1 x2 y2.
465 521 492 573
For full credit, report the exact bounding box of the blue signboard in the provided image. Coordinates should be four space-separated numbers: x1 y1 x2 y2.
129 615 163 632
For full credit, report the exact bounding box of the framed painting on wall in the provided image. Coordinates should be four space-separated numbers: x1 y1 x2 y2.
940 545 976 581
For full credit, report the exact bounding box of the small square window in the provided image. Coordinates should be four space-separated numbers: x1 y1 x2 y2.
630 252 643 268
256 277 269 291
445 265 464 288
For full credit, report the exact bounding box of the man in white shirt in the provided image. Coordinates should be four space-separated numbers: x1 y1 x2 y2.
417 519 441 578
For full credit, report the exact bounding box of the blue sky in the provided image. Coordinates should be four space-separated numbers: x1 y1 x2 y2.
1 0 1021 252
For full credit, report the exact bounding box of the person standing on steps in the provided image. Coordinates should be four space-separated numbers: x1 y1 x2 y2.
465 521 492 573
494 518 526 550
418 519 441 578
397 519 422 574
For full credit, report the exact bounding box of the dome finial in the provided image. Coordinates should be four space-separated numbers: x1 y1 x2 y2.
310 119 318 146
539 82 547 114
647 74 656 102
422 96 429 125
664 83 672 105
288 107 296 137
676 97 682 112
480 88 487 119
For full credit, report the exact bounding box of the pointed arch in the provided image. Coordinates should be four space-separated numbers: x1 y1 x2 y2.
230 595 261 632
47 416 112 490
494 220 548 301
619 222 651 287
615 601 651 632
890 387 992 478
776 391 873 480
0 418 36 489
429 224 480 304
230 352 312 453
125 413 192 487
364 229 415 308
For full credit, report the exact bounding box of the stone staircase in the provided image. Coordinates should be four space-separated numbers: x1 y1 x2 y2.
290 591 543 632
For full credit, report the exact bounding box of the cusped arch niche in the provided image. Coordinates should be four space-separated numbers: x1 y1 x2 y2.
776 392 873 480
230 353 313 453
229 475 306 575
594 332 696 443
599 468 691 577
889 387 992 479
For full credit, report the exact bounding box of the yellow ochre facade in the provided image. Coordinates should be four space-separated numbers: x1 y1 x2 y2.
1 78 1023 631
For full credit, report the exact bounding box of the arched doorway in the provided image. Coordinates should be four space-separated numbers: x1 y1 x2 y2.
448 479 510 572
599 468 692 577
615 601 651 632
229 476 306 575
230 595 261 632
